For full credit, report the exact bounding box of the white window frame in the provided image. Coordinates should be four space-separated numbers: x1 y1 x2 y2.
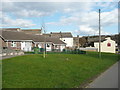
11 42 17 47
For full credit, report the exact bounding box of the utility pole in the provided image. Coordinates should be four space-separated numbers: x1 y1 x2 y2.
99 9 101 59
42 18 46 58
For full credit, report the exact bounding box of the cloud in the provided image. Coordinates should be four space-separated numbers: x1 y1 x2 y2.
101 9 118 26
47 8 117 35
1 15 36 28
15 9 51 17
76 9 117 35
2 2 94 17
73 25 110 35
1 2 118 35
95 2 118 11
2 2 56 17
2 0 119 2
46 16 79 25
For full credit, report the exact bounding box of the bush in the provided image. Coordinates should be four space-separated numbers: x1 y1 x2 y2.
62 49 86 54
40 48 44 52
24 52 34 54
34 47 39 54
62 49 66 52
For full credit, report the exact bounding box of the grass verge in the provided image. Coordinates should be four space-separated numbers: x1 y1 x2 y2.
2 52 118 88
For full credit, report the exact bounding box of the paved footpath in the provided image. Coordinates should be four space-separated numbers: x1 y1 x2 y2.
0 55 19 60
0 54 31 60
0 55 25 60
86 61 119 88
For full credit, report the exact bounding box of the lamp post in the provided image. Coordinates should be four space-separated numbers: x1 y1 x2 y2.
99 9 101 59
42 18 46 58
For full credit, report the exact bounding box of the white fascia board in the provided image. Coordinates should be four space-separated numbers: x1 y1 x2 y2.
4 39 33 42
53 44 66 45
60 37 73 39
0 35 5 40
34 42 52 44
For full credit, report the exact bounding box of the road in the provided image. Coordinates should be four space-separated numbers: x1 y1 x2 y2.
86 62 119 88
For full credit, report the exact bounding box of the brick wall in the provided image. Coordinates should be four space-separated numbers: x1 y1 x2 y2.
7 42 21 50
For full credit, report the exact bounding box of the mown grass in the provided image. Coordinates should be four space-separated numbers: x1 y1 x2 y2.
2 52 118 88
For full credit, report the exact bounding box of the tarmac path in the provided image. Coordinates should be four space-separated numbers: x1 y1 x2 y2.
86 61 119 88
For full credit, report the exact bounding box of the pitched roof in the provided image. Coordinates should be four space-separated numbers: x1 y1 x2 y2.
30 35 46 42
43 32 73 38
43 34 51 37
51 32 73 38
1 31 32 41
20 29 42 35
47 37 66 44
0 30 66 45
0 28 20 31
21 29 42 31
32 35 66 44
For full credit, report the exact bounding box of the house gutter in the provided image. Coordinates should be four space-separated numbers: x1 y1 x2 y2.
4 39 33 42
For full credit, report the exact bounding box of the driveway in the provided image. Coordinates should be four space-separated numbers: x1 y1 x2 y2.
86 61 119 88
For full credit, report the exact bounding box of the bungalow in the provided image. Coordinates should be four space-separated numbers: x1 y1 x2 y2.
0 29 66 52
48 37 66 51
0 30 33 52
31 35 66 52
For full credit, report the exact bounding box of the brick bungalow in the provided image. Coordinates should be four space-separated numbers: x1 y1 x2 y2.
31 35 66 52
0 29 66 52
0 30 33 51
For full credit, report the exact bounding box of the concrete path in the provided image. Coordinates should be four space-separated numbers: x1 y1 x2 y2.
0 55 18 60
86 62 119 88
0 54 31 60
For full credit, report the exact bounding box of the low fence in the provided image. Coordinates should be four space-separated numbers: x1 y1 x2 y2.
25 48 86 54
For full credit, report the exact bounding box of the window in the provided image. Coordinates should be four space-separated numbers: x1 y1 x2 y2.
55 45 57 48
47 44 50 47
11 42 16 47
107 43 111 47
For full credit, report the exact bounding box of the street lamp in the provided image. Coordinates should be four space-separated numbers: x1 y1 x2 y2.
99 9 101 59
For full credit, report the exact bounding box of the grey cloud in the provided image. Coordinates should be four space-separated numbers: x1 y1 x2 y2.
2 2 93 17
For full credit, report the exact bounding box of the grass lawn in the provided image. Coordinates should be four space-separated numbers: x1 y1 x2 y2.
2 52 118 88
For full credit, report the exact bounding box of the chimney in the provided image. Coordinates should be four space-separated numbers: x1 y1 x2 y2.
50 32 52 37
17 28 20 32
77 35 79 38
60 31 62 38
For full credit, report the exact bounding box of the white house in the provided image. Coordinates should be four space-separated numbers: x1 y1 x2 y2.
94 37 116 53
60 38 73 47
47 32 73 47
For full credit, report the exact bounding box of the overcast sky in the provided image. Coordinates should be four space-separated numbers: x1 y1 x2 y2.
0 1 118 36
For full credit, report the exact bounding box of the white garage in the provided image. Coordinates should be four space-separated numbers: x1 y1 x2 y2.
94 37 116 53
